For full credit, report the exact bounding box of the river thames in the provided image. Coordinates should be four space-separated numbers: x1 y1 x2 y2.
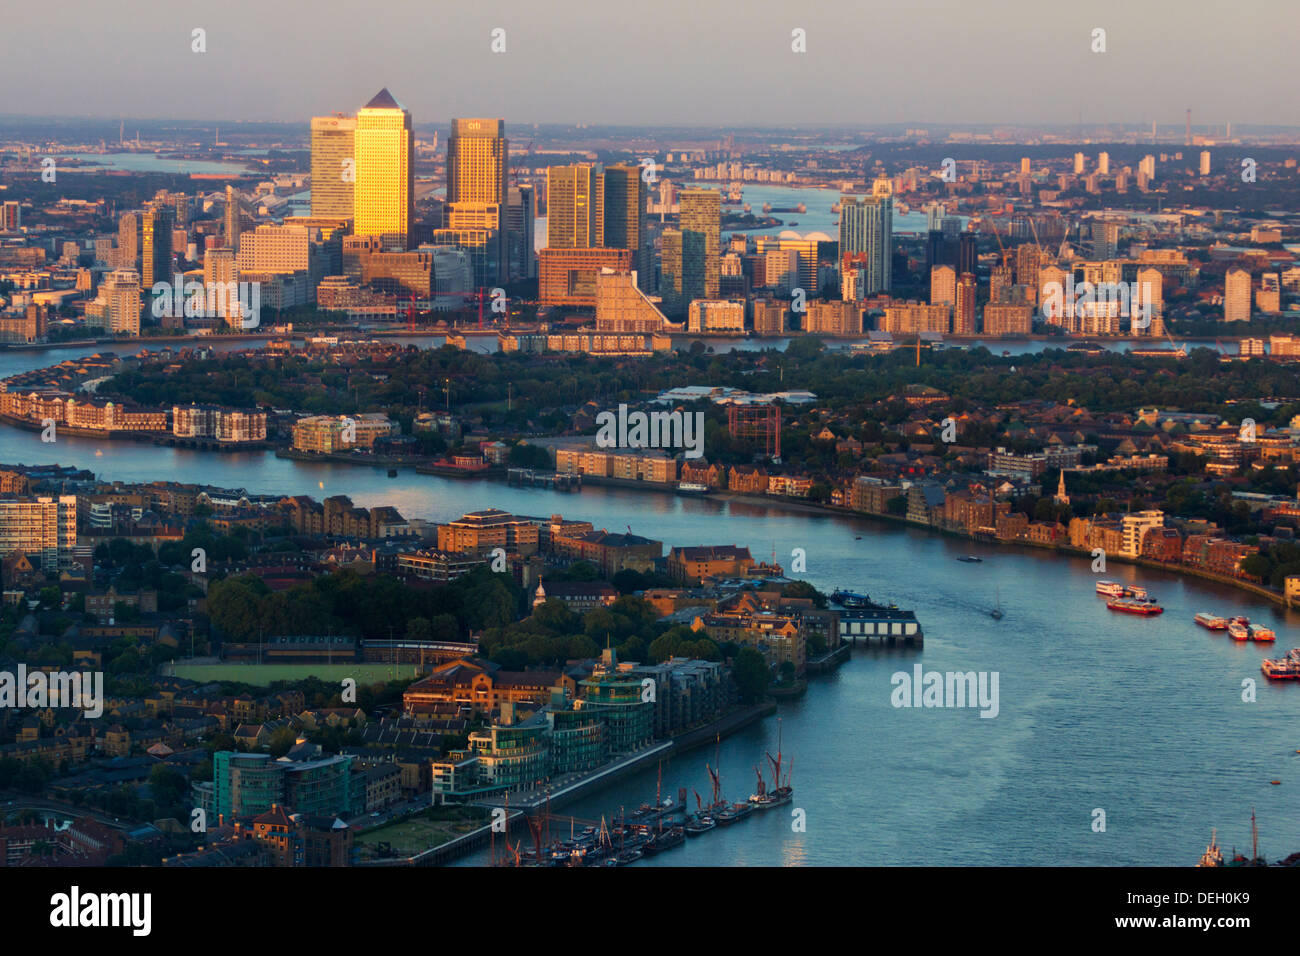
0 340 1295 865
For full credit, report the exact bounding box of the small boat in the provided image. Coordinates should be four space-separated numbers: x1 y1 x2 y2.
643 825 685 854
387 468 398 477
1107 598 1164 616
1095 580 1126 597
1127 585 1148 601
1227 619 1250 641
956 555 983 563
683 815 716 836
676 481 711 496
715 801 754 826
830 589 895 610
989 587 1003 620
1195 612 1229 630
1197 830 1224 867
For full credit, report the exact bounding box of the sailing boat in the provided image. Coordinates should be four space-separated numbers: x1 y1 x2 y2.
763 717 793 806
990 586 1004 620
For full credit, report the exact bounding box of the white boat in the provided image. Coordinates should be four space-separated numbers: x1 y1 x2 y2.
1095 580 1126 597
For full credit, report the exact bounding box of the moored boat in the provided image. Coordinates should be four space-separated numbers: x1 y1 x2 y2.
1227 618 1250 641
683 815 716 836
1249 624 1276 643
1095 580 1126 597
1195 612 1229 630
1261 656 1300 680
1107 598 1163 615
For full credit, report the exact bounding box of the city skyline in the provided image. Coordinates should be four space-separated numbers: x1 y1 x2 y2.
1 0 1297 128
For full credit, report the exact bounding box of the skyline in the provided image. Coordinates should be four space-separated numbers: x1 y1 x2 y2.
1 0 1296 128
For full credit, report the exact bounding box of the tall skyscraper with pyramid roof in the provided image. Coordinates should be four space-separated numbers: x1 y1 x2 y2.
354 88 413 250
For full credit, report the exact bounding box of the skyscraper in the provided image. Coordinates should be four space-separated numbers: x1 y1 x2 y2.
117 211 140 271
546 164 604 249
505 185 536 281
677 188 721 304
839 180 892 295
954 271 977 335
223 186 242 253
603 163 650 291
354 88 414 251
311 114 356 220
446 118 508 283
1224 268 1251 322
141 203 173 290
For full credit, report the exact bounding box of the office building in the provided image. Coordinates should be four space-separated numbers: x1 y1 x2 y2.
354 88 414 251
539 247 631 307
603 163 650 291
505 184 536 280
547 164 603 249
594 268 672 333
310 114 357 220
446 118 508 283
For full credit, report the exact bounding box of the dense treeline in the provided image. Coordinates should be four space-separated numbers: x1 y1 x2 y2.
107 343 1300 436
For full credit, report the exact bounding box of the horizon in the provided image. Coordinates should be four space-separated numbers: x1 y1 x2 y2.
1 0 1296 127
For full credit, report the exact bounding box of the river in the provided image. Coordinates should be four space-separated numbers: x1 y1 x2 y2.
0 340 1293 865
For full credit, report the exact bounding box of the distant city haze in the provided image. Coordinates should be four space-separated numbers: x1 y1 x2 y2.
1 0 1294 127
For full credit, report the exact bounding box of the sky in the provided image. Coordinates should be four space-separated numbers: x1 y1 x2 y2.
1 0 1295 128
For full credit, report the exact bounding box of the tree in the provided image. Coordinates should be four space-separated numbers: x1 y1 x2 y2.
731 647 770 703
781 581 827 608
267 727 298 758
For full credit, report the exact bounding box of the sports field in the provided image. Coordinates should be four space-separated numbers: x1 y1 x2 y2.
169 662 420 686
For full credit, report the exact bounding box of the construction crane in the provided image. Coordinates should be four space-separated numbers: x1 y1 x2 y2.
403 288 491 331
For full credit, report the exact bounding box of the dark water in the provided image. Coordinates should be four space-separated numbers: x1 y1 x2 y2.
0 342 1293 865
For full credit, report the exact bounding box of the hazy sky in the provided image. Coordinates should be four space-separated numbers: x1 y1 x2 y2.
2 0 1294 128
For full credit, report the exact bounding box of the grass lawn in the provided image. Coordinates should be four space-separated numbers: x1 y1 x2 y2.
169 662 420 687
356 814 485 857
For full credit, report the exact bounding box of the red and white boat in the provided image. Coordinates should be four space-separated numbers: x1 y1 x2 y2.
1261 649 1300 680
1095 580 1126 597
1249 624 1276 643
1195 613 1229 630
1107 598 1163 616
1227 618 1250 641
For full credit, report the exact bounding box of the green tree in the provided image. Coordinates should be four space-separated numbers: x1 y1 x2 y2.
731 647 770 703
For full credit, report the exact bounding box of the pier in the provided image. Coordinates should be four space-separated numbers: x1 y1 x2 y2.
506 467 582 491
